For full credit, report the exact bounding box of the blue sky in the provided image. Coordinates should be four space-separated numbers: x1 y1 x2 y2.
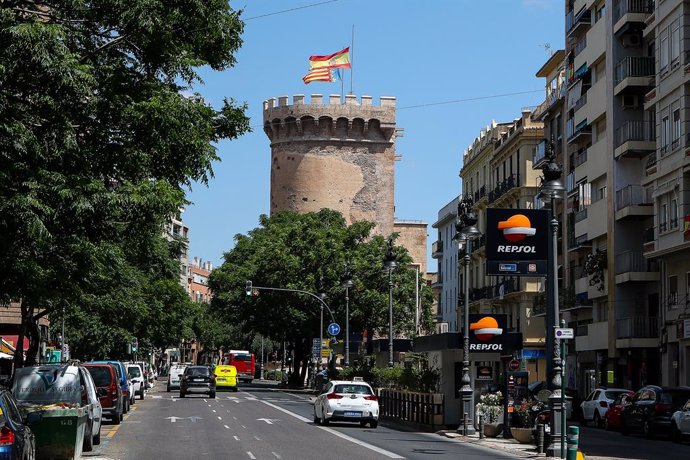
185 0 564 269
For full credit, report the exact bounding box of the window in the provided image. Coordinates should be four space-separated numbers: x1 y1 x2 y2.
661 115 670 153
660 33 669 71
671 198 678 228
578 182 592 209
595 4 605 21
669 275 678 308
672 102 681 148
671 19 680 65
660 202 668 232
598 185 607 201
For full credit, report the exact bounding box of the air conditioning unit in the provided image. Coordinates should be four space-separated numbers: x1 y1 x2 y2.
621 94 639 110
437 322 449 334
621 34 642 48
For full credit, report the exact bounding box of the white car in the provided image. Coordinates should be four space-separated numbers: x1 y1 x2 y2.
671 398 690 443
127 364 146 400
313 380 379 428
167 364 187 391
580 388 630 427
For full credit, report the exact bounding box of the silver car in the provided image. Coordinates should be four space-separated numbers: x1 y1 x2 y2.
313 380 379 428
671 398 690 442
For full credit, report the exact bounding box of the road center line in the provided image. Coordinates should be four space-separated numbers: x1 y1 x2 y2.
224 425 230 429
233 436 240 441
203 399 208 403
247 452 256 460
271 453 282 459
218 416 222 420
259 400 404 459
212 410 217 413
254 436 261 441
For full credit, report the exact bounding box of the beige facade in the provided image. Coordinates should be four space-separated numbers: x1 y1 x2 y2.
263 94 398 238
165 213 190 291
393 220 428 274
459 113 547 382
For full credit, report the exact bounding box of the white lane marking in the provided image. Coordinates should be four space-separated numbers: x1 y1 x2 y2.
220 404 224 407
254 436 261 441
224 425 230 429
241 425 247 429
233 436 240 441
260 400 403 459
208 404 212 407
233 416 237 420
212 410 217 413
203 399 208 403
218 416 222 420
245 397 258 401
271 453 282 459
247 452 256 460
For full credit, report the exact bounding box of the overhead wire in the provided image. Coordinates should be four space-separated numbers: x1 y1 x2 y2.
244 0 340 21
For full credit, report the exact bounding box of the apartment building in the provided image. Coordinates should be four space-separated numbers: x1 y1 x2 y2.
189 257 213 304
431 196 460 332
164 212 190 291
459 114 547 381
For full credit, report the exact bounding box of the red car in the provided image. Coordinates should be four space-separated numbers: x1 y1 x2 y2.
604 390 634 431
85 364 123 424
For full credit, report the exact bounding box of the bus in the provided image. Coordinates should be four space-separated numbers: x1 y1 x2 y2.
225 350 255 383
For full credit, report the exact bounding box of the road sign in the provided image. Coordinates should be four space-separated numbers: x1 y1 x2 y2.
327 322 341 336
508 359 520 371
555 327 574 339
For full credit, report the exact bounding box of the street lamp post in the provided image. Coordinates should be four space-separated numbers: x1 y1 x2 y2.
537 139 566 458
341 266 354 367
454 196 482 436
383 236 397 368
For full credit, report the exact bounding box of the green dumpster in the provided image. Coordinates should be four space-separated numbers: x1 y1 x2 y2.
25 406 87 460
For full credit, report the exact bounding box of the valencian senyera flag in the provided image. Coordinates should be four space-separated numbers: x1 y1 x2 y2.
309 47 351 70
302 67 333 84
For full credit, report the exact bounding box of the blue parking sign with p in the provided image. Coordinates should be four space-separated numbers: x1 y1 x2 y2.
327 323 340 336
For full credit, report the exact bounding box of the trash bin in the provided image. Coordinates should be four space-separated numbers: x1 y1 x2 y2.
29 407 88 460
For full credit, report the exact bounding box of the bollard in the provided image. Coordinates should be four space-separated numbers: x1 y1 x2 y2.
463 412 468 436
478 414 485 439
566 425 579 460
537 423 545 454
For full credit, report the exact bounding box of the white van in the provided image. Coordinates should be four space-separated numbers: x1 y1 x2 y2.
167 364 187 391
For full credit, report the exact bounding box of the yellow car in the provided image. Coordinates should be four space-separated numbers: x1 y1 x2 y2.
214 365 238 391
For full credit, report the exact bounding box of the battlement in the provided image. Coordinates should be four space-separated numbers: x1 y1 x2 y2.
263 94 397 143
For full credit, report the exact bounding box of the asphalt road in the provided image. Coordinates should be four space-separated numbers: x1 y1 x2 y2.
577 423 690 460
86 380 517 460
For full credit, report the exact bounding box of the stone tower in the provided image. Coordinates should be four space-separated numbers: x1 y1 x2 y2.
263 94 397 237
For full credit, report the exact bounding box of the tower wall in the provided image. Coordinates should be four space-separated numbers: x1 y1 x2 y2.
263 94 397 237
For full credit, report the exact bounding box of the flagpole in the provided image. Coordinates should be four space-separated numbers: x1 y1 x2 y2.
350 24 354 95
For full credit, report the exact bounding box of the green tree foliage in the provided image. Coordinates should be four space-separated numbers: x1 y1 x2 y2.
209 209 434 384
0 1 250 367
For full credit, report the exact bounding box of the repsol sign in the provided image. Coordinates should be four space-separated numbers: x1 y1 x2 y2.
470 343 503 351
497 245 537 253
486 209 549 276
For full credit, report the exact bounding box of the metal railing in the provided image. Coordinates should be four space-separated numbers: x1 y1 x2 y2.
574 149 588 168
615 250 655 274
616 316 659 338
566 7 592 35
614 56 655 85
432 240 443 255
575 208 588 223
488 174 519 203
615 120 655 147
573 93 588 112
613 0 654 23
534 139 547 165
574 37 587 57
615 185 653 210
378 389 444 432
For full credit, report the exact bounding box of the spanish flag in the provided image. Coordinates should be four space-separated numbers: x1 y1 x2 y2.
302 67 333 84
309 47 351 70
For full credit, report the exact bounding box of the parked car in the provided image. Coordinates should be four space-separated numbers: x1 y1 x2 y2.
621 385 690 438
581 388 631 427
179 366 215 398
135 361 154 389
604 391 634 431
84 363 123 424
671 397 690 443
213 365 238 392
89 360 131 413
313 380 379 428
0 388 36 459
167 364 187 392
12 363 103 452
127 364 146 400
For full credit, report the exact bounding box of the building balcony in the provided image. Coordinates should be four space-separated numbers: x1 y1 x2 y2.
573 92 588 113
566 7 591 38
568 232 592 253
615 250 659 283
533 139 548 169
567 118 592 144
575 320 608 352
573 37 587 57
472 234 486 253
616 316 658 349
566 172 577 196
431 273 443 289
615 185 654 220
431 240 443 259
642 226 655 254
613 0 654 36
488 174 519 204
493 278 518 299
532 83 567 122
645 152 657 176
614 57 654 95
469 286 493 302
614 120 655 159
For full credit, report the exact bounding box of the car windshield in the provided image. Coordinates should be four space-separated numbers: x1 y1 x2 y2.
12 366 81 404
605 391 627 400
613 394 629 405
233 354 252 361
86 367 112 387
333 384 372 395
185 367 210 377
128 367 141 378
660 390 690 407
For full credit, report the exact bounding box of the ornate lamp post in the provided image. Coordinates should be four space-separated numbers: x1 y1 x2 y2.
537 139 566 458
453 196 482 435
341 265 354 367
383 237 398 368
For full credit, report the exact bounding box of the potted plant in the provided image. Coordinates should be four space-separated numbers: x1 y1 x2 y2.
475 391 503 437
510 398 535 444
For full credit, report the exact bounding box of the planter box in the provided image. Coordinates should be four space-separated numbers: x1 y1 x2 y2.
510 427 534 444
483 423 503 438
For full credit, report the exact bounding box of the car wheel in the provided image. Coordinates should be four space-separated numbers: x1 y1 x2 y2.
370 420 378 429
643 419 654 439
322 417 329 426
621 419 629 436
210 391 216 399
313 410 320 424
603 416 610 431
131 394 136 405
594 412 602 428
113 411 122 425
580 417 587 427
672 422 681 443
180 391 185 398
167 385 171 392
359 421 368 428
140 390 145 400
83 422 94 452
123 400 128 414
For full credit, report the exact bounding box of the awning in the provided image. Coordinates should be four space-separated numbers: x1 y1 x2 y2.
0 352 13 360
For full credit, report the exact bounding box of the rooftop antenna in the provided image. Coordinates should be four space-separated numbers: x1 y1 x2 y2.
541 43 553 56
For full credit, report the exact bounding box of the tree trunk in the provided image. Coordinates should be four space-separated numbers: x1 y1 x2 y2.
12 300 31 378
25 317 40 366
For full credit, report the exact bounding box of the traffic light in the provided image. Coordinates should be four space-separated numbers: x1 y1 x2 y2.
131 337 138 353
245 280 252 296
